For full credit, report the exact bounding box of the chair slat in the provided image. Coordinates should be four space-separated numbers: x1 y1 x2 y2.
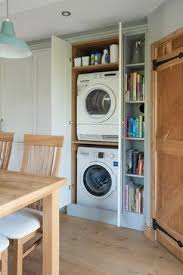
21 134 64 210
0 133 14 171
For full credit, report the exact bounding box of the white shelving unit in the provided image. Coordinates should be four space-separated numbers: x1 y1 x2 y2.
121 30 147 230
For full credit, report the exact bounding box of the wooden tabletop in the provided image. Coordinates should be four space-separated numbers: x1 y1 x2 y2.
0 170 66 218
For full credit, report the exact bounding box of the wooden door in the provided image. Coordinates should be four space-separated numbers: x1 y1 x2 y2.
152 32 183 261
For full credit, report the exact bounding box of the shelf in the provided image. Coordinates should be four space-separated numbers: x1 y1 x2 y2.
126 63 145 69
125 100 145 104
125 173 144 179
73 63 119 73
125 211 144 216
125 137 144 141
72 140 118 147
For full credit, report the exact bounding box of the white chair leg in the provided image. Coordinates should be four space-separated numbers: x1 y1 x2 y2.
13 240 23 275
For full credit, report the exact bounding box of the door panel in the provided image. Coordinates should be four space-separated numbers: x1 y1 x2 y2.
51 36 72 207
33 49 51 135
1 58 33 142
153 59 183 260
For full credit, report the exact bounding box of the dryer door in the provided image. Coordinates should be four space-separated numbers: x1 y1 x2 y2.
81 162 116 200
84 84 116 123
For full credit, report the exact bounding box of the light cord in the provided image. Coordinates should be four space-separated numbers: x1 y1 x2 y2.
6 0 9 19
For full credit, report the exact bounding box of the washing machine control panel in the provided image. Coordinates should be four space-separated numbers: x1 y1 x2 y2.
79 149 118 163
98 152 104 159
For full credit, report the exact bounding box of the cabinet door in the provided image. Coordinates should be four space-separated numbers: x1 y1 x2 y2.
0 58 33 171
32 49 51 135
51 36 72 207
118 22 123 227
1 58 33 141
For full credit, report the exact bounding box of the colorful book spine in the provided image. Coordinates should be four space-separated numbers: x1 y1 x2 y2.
125 185 129 211
125 183 144 214
124 72 145 101
126 115 144 138
138 115 143 138
126 150 144 176
132 72 137 101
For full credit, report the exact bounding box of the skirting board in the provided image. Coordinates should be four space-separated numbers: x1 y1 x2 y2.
67 203 145 231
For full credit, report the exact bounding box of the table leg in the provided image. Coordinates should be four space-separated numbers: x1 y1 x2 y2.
43 190 59 275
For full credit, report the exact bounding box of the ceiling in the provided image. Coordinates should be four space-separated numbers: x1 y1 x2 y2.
0 0 167 41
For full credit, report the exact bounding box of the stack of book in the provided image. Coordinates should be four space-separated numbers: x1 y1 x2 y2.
126 115 144 138
125 182 144 214
126 149 144 176
125 72 145 101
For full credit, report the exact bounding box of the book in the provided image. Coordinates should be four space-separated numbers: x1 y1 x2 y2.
124 72 145 101
125 182 144 214
126 149 144 176
132 72 137 101
126 115 144 138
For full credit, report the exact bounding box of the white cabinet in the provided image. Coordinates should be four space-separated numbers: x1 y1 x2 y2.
0 36 72 208
0 57 33 142
51 36 72 207
33 49 51 135
0 57 33 170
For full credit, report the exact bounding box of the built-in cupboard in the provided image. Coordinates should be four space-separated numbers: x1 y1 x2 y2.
0 23 150 231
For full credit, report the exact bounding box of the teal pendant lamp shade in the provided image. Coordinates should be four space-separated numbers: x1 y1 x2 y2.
0 0 32 59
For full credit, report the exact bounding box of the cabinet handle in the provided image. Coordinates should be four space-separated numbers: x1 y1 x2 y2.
69 120 73 125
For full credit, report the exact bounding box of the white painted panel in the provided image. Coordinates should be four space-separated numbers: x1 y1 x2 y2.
1 57 33 142
59 185 72 208
33 49 51 134
51 36 72 206
8 142 24 171
117 22 123 227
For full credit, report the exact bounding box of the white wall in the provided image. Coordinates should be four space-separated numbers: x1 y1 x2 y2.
148 0 183 43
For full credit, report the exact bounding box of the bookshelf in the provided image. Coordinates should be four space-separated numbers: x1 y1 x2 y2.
122 32 146 223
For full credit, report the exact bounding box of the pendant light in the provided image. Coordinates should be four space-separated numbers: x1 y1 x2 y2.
0 0 32 58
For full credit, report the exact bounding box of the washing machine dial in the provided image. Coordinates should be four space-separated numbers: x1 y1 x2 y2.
110 154 115 159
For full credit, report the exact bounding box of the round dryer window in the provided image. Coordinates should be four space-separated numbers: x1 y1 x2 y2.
83 164 112 198
84 84 116 123
86 90 111 115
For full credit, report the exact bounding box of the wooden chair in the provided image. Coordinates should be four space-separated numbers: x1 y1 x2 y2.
0 134 64 275
0 133 14 274
0 132 14 170
0 234 9 275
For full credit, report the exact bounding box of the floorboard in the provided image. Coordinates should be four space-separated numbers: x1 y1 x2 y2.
9 215 183 275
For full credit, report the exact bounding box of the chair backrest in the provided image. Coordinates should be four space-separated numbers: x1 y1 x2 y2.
21 134 64 177
0 132 14 170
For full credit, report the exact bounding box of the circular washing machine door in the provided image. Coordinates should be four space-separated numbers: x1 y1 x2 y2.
84 84 116 123
81 162 116 200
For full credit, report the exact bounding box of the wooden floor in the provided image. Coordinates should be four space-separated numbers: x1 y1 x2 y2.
9 215 183 275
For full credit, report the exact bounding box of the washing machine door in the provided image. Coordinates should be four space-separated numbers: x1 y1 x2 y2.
81 161 116 200
84 84 116 123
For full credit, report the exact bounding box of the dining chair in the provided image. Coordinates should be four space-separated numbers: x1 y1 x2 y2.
0 134 64 275
0 234 9 275
0 132 14 170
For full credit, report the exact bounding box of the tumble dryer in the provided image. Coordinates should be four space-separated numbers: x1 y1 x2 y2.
77 71 119 142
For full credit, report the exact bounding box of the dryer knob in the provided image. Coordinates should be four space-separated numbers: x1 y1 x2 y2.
110 154 115 159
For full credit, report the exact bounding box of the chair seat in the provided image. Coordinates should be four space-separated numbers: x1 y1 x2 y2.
0 234 9 252
0 209 41 239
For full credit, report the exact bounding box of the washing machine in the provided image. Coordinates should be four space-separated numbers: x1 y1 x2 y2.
77 71 119 142
77 147 118 211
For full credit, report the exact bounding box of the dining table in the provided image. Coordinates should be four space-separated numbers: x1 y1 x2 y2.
0 170 66 275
